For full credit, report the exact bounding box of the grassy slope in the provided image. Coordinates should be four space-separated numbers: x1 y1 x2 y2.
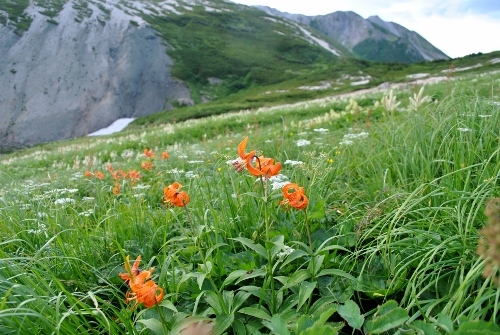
0 61 499 333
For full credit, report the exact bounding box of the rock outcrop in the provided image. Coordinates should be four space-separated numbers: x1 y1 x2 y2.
0 1 191 148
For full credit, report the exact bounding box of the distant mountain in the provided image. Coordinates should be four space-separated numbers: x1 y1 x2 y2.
256 6 449 63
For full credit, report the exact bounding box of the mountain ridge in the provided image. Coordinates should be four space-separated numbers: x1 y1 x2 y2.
255 6 449 63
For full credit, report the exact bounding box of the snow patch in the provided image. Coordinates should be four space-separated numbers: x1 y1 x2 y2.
88 118 136 136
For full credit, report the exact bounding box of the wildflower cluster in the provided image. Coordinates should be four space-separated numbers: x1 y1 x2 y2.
163 182 190 207
119 255 164 309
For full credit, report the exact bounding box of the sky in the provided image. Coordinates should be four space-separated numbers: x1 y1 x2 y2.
230 0 500 58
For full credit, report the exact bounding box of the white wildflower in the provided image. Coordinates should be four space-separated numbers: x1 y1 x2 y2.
296 139 311 147
277 245 295 258
54 198 76 205
314 128 329 133
284 160 304 166
458 127 470 132
185 171 199 179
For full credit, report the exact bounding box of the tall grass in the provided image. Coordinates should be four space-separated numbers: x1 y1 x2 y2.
1 78 499 334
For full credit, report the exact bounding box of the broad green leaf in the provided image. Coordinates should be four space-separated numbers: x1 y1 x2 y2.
309 296 337 316
315 305 339 325
453 320 500 335
280 249 309 268
235 268 266 284
337 300 364 330
263 314 290 335
232 291 252 312
214 313 234 335
299 324 341 335
279 293 299 312
410 320 441 335
221 269 249 289
437 313 454 333
308 254 325 276
280 269 311 291
222 290 234 314
205 291 223 315
238 306 272 321
296 314 314 333
231 237 268 259
297 281 317 310
232 318 246 335
137 318 163 335
196 272 207 290
271 235 285 259
364 300 409 334
159 299 178 313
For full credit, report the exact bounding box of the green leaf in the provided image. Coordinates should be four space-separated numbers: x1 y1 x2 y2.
263 314 290 335
280 249 308 268
196 272 207 290
214 313 234 335
317 268 356 281
309 297 337 316
137 318 164 335
232 318 246 335
205 291 223 315
232 291 252 312
271 235 285 259
280 269 311 291
222 290 234 314
235 268 266 284
453 320 500 335
410 320 441 335
337 300 364 330
238 306 272 321
299 324 341 335
297 281 317 310
308 255 325 276
437 313 454 333
296 314 315 333
221 269 249 289
364 300 408 334
231 237 268 259
159 299 178 313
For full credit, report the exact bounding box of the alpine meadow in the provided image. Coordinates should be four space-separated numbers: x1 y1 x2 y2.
1 1 500 335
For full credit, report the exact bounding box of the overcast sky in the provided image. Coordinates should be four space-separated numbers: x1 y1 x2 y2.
230 0 500 58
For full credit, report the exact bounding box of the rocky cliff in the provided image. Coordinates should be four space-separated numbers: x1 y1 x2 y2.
0 1 191 149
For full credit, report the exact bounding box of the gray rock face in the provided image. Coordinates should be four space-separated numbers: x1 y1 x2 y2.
0 1 191 148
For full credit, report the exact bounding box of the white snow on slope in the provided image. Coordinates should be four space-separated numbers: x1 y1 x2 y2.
88 118 136 136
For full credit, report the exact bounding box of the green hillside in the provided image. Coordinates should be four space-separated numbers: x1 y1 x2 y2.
1 51 499 334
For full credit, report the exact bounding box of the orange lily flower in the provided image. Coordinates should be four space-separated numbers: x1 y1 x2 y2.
141 160 154 171
161 151 170 159
84 170 92 178
94 171 105 180
127 170 141 183
281 183 309 210
144 148 155 158
163 182 190 207
237 137 281 177
119 255 164 309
